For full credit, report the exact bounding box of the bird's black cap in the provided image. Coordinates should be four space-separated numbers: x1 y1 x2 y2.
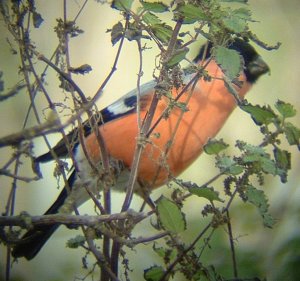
194 38 270 83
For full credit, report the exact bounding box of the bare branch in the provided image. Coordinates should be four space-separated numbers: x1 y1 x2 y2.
0 117 60 148
226 210 238 278
0 83 26 102
0 210 149 228
0 169 39 183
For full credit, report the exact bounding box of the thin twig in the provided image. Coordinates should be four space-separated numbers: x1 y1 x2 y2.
148 73 200 186
136 39 144 132
0 83 26 101
146 58 212 138
226 210 238 278
159 222 212 281
0 169 39 183
85 235 121 281
33 50 88 103
159 183 242 280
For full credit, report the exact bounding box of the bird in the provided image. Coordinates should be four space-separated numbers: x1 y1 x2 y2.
12 38 269 260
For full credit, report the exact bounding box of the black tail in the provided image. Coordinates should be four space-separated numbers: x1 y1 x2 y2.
12 171 76 260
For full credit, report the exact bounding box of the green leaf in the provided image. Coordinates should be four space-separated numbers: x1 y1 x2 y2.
175 4 207 24
237 141 266 155
260 157 277 175
240 143 277 174
239 142 278 174
142 12 173 44
214 46 242 80
218 155 235 170
125 23 144 41
156 196 186 233
284 122 300 148
166 47 189 67
189 185 223 203
203 139 229 155
228 164 244 175
246 185 275 228
275 100 297 118
273 147 291 170
109 21 124 45
144 266 165 281
240 143 287 178
141 1 169 13
233 7 251 20
241 104 277 125
153 243 177 263
273 147 291 183
242 153 262 163
66 235 86 248
32 11 44 28
142 12 162 25
153 244 166 258
111 0 133 11
261 212 276 229
223 7 251 33
231 7 251 21
151 23 173 44
246 186 269 213
216 156 243 175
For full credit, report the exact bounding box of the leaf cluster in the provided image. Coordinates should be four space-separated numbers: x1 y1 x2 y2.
143 101 299 280
108 0 278 86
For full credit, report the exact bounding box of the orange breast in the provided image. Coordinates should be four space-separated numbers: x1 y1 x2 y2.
83 61 252 189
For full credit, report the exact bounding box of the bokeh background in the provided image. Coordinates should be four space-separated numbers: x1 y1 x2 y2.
0 1 299 280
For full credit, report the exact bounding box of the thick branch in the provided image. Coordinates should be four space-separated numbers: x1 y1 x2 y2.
0 211 148 228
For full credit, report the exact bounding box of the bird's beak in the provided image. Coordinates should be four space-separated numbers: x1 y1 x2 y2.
248 55 270 79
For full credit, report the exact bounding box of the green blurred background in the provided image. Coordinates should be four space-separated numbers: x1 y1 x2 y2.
0 1 299 280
